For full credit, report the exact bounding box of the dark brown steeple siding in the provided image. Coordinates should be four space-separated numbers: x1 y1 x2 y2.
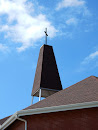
31 44 62 96
40 45 62 90
31 44 44 96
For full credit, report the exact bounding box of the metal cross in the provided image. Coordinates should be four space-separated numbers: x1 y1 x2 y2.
44 28 48 45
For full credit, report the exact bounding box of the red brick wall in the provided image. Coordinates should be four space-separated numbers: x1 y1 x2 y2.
6 120 24 130
6 107 98 130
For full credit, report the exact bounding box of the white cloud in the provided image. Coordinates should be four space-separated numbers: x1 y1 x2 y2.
0 44 9 52
56 0 91 34
81 51 98 64
76 50 98 72
66 18 78 25
56 0 85 10
0 0 57 52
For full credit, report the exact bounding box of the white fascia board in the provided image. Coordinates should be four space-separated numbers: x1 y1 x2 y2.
0 101 98 129
0 112 18 130
0 114 17 130
18 101 98 117
2 117 16 130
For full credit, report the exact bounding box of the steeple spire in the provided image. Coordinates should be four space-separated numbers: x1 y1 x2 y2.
31 44 62 104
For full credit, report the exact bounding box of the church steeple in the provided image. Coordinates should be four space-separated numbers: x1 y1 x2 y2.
31 44 62 104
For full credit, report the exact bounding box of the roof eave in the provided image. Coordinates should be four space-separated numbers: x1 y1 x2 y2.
1 101 98 129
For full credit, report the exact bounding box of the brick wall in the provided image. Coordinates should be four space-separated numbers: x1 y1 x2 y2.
6 107 98 130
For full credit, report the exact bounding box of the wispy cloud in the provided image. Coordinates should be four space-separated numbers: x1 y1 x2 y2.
56 0 85 10
0 44 9 53
77 50 98 72
0 0 57 52
55 0 92 37
66 18 78 25
0 0 94 52
81 51 98 64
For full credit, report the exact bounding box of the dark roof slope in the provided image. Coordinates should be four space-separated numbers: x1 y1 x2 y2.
25 76 98 110
1 76 98 125
0 116 10 125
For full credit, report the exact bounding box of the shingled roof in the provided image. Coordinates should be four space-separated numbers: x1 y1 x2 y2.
25 76 98 110
0 76 98 125
0 116 10 125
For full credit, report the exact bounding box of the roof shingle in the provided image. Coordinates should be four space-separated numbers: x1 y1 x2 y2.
0 116 10 125
1 76 98 125
25 76 98 110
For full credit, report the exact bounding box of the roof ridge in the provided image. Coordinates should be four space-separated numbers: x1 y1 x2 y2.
90 75 98 80
64 75 98 90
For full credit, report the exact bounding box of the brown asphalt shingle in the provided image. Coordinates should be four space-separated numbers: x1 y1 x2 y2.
0 116 10 125
1 76 98 125
25 76 98 110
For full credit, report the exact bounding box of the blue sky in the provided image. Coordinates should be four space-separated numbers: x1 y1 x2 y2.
0 0 98 119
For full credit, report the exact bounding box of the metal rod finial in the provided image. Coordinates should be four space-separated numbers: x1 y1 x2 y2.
44 28 48 45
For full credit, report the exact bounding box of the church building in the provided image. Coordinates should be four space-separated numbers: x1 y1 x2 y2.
0 44 98 130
